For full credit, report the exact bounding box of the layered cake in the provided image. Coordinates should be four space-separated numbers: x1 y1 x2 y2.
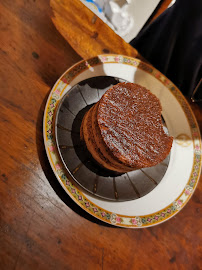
81 82 173 172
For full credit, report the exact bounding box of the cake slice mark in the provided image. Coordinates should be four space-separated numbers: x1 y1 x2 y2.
126 173 140 198
93 175 99 194
59 145 75 149
57 124 71 132
71 162 84 175
113 177 119 200
78 87 88 105
140 169 158 186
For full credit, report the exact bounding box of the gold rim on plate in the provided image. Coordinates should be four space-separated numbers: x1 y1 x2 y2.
43 55 202 228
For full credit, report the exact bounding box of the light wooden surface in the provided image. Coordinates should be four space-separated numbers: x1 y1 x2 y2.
50 0 142 59
0 0 202 269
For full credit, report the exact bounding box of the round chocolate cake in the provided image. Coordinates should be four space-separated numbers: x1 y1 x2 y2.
81 82 173 172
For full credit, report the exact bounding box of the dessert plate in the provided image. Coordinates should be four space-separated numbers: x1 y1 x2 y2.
43 55 201 228
54 76 170 202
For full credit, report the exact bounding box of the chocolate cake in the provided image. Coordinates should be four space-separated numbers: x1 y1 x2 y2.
81 82 173 172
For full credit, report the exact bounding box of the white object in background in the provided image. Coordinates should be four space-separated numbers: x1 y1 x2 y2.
80 0 161 42
168 0 176 8
104 1 133 36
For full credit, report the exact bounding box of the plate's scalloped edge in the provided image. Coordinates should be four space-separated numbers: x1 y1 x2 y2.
43 54 202 228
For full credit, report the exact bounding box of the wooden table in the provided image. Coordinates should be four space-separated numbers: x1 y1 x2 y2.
1 1 201 269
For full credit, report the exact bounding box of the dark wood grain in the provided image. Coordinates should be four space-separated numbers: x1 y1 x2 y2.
0 0 202 270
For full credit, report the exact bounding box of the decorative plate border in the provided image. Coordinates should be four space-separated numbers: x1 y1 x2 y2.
43 55 202 228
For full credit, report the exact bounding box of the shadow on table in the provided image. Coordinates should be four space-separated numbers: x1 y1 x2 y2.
36 91 114 228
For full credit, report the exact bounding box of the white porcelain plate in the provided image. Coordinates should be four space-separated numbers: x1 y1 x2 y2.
43 55 202 228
